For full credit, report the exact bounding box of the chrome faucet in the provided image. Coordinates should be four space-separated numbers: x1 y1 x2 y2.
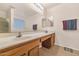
17 32 22 38
44 30 48 33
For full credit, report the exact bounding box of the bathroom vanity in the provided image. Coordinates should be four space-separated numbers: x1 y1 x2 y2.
0 32 55 56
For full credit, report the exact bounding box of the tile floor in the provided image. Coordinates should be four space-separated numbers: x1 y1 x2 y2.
39 45 79 56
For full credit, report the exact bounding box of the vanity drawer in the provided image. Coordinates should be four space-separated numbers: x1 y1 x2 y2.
41 35 51 42
0 47 21 56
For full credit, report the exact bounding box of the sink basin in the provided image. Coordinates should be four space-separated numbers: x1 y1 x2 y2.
16 33 44 40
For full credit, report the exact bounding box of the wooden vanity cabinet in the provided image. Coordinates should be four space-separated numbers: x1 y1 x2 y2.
0 33 55 56
0 39 40 56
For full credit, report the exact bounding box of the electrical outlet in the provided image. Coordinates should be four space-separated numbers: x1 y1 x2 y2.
64 47 73 53
64 47 69 51
70 49 73 53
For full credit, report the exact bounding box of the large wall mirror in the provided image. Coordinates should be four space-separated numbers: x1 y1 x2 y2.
0 17 25 33
0 5 26 33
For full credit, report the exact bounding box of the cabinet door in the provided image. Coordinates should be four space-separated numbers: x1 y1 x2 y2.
14 52 28 56
12 43 29 56
13 49 28 56
14 39 40 56
0 48 21 56
51 33 55 46
28 46 39 56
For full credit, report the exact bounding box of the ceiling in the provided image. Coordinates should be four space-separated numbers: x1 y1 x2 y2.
0 3 61 17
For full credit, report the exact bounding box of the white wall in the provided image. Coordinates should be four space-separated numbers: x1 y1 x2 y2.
48 3 79 50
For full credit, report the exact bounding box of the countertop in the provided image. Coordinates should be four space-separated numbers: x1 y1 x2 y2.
0 32 54 50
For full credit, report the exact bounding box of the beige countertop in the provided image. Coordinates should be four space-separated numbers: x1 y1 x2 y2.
0 32 54 50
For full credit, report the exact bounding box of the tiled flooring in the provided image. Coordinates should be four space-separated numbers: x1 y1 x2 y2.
39 45 79 56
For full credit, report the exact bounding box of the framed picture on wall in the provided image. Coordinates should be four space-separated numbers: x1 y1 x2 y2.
63 19 77 30
33 24 37 31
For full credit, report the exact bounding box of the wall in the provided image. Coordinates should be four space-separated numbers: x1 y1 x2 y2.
48 3 79 50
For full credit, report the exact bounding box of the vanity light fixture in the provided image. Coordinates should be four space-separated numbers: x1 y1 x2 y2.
34 3 44 10
28 3 44 14
48 16 53 21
